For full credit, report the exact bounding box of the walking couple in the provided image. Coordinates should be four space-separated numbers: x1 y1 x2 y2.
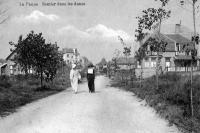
70 63 95 94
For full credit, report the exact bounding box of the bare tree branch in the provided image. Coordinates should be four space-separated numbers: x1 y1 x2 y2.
0 1 9 24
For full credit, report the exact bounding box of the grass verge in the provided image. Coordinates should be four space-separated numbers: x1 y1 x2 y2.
111 72 200 133
0 68 71 117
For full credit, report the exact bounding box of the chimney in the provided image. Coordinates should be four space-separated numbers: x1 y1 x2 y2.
175 21 181 34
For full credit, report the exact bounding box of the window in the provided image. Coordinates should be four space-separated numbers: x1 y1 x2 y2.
28 68 33 74
151 58 156 67
165 57 171 67
137 61 141 68
144 58 150 68
176 43 180 52
147 45 150 51
10 65 14 75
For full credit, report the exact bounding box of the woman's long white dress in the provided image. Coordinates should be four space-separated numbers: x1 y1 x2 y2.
70 69 81 93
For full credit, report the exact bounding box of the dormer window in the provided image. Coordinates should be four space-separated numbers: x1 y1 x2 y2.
147 45 150 51
176 43 180 52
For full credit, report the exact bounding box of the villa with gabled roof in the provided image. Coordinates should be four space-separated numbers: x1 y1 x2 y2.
135 23 200 78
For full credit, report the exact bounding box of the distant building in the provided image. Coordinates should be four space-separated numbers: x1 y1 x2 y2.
1 50 33 76
61 48 80 65
61 48 90 69
115 57 136 70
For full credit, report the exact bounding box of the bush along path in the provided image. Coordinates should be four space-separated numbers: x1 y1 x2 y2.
111 73 200 133
0 76 180 133
0 66 71 117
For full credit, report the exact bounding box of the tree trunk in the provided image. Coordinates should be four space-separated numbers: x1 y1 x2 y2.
140 62 143 89
156 18 162 90
190 61 194 133
156 52 159 90
40 67 43 87
190 61 194 117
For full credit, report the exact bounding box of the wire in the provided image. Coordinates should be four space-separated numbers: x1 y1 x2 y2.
185 0 193 5
176 0 193 12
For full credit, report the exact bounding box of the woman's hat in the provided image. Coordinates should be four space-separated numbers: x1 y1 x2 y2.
72 64 76 69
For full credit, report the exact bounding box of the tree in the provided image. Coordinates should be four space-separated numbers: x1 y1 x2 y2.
112 49 121 72
42 43 63 82
135 18 148 88
9 31 63 87
135 47 146 88
118 36 131 60
118 36 132 85
136 0 171 90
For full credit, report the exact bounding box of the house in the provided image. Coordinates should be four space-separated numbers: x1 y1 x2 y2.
62 48 81 65
96 59 107 72
115 57 136 70
1 50 33 76
110 57 136 79
61 48 90 69
135 23 200 78
0 59 5 75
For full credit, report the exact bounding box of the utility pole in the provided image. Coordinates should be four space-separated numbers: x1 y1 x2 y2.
179 0 199 132
191 1 196 132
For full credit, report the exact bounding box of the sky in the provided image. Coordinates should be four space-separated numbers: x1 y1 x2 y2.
0 0 200 63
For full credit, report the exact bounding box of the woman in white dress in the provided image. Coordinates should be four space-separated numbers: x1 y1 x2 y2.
70 64 81 94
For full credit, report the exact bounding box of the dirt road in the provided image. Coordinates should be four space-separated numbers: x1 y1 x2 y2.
0 76 181 133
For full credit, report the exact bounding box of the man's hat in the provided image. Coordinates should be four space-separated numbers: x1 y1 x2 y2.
88 63 94 68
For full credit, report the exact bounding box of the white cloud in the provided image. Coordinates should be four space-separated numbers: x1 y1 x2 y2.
14 10 59 23
55 24 136 63
57 25 89 38
86 24 132 40
57 24 132 41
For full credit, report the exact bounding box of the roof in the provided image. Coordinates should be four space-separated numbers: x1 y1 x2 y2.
143 33 194 52
62 48 75 54
0 63 7 68
165 34 192 44
6 49 17 61
174 55 199 60
116 57 135 65
160 24 193 35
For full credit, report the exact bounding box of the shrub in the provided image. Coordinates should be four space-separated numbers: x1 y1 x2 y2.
113 72 200 133
0 75 11 88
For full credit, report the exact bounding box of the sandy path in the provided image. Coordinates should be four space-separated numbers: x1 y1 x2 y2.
0 76 181 133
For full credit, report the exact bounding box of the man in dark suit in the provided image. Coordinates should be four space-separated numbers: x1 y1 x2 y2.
87 64 95 93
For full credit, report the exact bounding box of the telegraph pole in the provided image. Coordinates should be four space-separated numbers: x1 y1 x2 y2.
179 1 199 132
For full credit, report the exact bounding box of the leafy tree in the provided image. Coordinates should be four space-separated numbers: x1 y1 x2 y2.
99 58 107 66
135 47 146 88
135 19 147 88
42 43 63 82
9 31 63 87
118 36 132 85
135 0 171 90
118 36 131 59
